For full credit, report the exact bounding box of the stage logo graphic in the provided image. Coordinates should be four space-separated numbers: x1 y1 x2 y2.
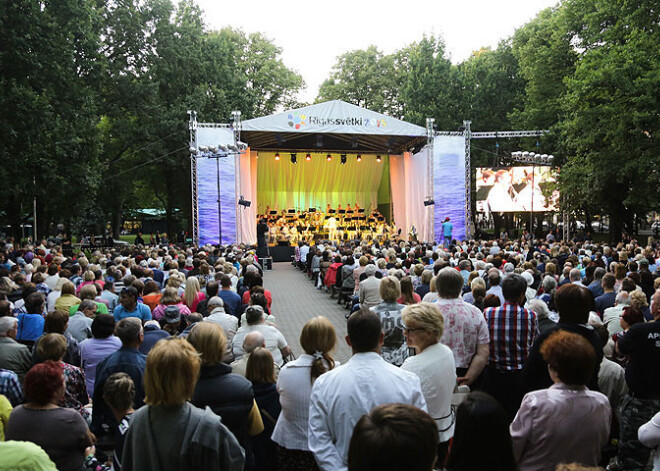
288 112 307 129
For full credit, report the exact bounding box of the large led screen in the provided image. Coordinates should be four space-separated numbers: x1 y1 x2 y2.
476 166 559 213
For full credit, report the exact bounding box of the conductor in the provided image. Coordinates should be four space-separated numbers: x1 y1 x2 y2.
257 218 269 258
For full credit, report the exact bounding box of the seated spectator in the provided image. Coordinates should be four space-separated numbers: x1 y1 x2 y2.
6 361 94 471
246 347 281 471
348 404 438 471
80 314 121 396
183 277 205 313
397 276 421 305
141 281 162 313
594 273 616 314
152 287 191 322
113 286 151 322
36 333 89 419
446 391 517 471
638 411 660 471
189 322 261 469
139 320 169 355
121 338 245 470
0 393 10 441
240 292 277 327
100 278 119 312
102 373 135 471
527 298 556 335
592 324 627 412
92 318 146 437
511 330 610 470
359 264 381 309
232 306 291 366
68 284 109 316
483 293 501 309
0 317 32 381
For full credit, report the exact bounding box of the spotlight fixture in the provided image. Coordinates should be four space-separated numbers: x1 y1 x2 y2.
274 152 280 161
238 197 251 207
356 154 362 162
340 154 347 165
376 155 382 163
326 154 332 162
290 153 297 164
423 199 435 207
306 153 311 162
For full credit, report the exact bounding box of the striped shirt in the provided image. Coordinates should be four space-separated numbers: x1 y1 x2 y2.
484 302 539 371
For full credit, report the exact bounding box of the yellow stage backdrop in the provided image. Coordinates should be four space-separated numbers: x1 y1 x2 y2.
256 152 388 212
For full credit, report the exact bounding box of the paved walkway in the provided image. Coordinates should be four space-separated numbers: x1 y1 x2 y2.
264 262 352 364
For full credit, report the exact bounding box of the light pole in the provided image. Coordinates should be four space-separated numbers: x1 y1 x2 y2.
510 151 554 236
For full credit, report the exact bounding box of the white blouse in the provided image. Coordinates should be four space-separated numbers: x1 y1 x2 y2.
271 354 339 450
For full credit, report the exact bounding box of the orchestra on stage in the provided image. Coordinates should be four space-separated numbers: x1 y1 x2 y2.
256 203 396 245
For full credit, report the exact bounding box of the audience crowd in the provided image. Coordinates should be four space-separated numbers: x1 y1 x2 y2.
0 231 659 471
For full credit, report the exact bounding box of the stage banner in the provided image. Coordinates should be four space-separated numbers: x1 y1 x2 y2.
197 127 237 246
433 136 466 242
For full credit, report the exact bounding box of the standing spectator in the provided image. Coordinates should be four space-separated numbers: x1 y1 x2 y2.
483 274 538 421
615 290 660 470
189 322 261 470
638 411 660 471
16 292 45 346
139 320 169 355
522 284 603 394
103 373 135 471
595 273 617 314
308 310 427 471
66 299 96 342
35 333 89 418
121 338 245 470
32 310 81 367
113 286 151 322
348 404 438 471
369 276 407 366
486 268 505 305
183 277 205 313
92 318 146 437
446 391 517 471
141 281 162 313
246 348 281 471
510 331 610 470
401 303 456 464
0 317 32 381
603 291 630 336
204 297 237 362
79 314 121 396
272 317 338 470
6 361 93 471
99 278 119 312
152 287 191 322
358 264 381 309
0 368 22 406
232 306 291 367
218 275 242 317
436 267 490 387
54 281 80 314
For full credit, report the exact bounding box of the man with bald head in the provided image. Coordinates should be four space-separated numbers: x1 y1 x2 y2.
230 331 280 378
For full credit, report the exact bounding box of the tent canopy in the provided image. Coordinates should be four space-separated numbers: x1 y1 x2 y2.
241 100 427 154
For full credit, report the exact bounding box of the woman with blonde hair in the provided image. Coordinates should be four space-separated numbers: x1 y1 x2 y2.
401 303 456 464
371 276 408 366
122 338 245 470
183 277 205 313
273 317 338 470
246 348 281 471
54 281 80 313
190 322 263 470
152 287 191 322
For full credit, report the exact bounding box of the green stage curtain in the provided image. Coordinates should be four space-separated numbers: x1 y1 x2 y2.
257 152 385 212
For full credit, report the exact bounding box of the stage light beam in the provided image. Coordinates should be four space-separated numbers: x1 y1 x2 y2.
274 152 280 161
376 155 382 163
326 154 332 162
305 153 311 162
356 154 362 162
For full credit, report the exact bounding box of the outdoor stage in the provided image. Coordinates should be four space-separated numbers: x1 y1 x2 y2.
189 100 468 246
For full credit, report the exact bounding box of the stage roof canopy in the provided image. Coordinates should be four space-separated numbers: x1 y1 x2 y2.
241 100 428 154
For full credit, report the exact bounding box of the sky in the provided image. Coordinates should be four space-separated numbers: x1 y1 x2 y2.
197 0 559 103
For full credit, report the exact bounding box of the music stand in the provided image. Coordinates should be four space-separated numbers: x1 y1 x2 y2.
328 209 336 214
338 210 346 214
269 211 278 215
357 209 365 213
308 208 316 213
288 209 296 214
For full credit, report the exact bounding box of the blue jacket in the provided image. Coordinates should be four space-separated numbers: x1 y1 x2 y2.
92 346 146 435
16 313 44 342
113 303 152 322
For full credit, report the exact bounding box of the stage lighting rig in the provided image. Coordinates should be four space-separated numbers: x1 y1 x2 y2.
423 199 435 206
238 196 251 207
376 155 382 163
274 153 280 161
340 154 347 165
356 154 362 162
290 153 297 164
306 153 311 162
326 154 332 162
